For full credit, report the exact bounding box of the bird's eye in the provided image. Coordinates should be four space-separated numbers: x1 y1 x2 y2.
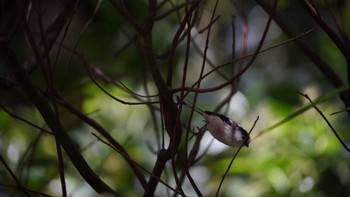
225 120 232 126
238 126 248 138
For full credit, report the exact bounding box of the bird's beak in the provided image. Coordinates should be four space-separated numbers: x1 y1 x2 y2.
244 137 250 147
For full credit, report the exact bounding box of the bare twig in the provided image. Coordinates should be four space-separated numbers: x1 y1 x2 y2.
255 0 350 116
298 92 350 153
298 0 350 63
0 103 52 134
50 92 148 189
331 107 350 115
0 154 32 196
54 137 67 197
0 183 52 197
182 0 222 195
90 133 185 196
215 116 259 197
88 73 159 105
0 39 119 196
173 0 276 95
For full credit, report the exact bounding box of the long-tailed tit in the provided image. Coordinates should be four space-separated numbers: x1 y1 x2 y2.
178 98 250 147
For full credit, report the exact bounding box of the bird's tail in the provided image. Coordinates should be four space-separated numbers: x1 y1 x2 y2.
176 96 205 116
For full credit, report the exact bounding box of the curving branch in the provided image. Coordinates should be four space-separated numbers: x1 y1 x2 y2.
299 92 350 153
255 0 350 116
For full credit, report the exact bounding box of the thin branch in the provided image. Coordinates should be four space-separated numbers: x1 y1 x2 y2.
331 107 350 115
156 1 197 20
108 0 143 34
53 0 79 73
0 183 53 197
174 0 276 95
0 39 119 196
62 0 103 83
90 133 185 196
298 92 350 153
88 73 159 105
255 0 349 114
252 83 350 141
24 19 52 88
141 0 186 195
298 0 350 89
0 103 52 135
298 0 350 63
0 154 32 196
166 0 202 86
183 0 222 195
172 28 315 94
59 43 161 101
50 93 148 189
215 116 259 197
54 137 67 197
117 80 159 98
174 1 203 195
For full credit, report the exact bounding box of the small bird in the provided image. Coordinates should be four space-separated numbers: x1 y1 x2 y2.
178 98 250 147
